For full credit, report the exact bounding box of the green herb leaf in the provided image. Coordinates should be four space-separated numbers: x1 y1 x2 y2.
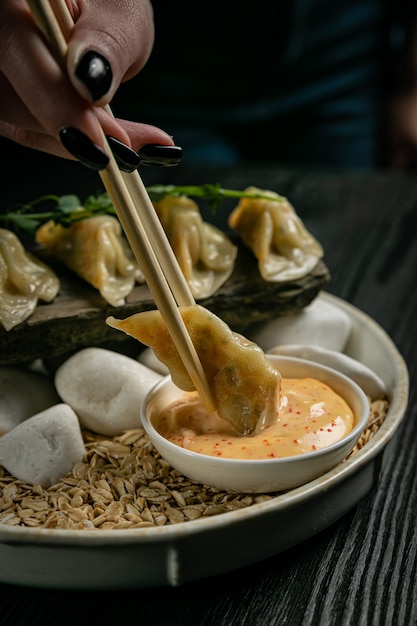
147 184 283 211
0 184 284 236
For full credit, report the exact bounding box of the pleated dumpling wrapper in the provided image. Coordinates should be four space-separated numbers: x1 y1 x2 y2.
153 194 237 298
107 305 280 435
228 187 323 282
35 214 144 307
0 228 59 331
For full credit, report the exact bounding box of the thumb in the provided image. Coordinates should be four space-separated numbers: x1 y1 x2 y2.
64 1 154 105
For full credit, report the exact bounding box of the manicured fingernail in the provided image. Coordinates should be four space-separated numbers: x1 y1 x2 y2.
138 144 183 167
106 136 141 172
59 127 109 171
75 51 112 101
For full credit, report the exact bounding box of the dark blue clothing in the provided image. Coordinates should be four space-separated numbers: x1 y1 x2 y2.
113 0 403 168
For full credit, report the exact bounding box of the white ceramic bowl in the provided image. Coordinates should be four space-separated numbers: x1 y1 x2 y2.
141 354 371 493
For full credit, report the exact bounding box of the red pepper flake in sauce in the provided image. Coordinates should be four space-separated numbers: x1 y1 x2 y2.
154 378 355 460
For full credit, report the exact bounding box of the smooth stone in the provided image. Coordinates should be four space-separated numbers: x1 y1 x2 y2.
248 298 352 352
55 347 163 436
0 404 85 488
268 343 386 400
0 365 60 434
138 348 170 376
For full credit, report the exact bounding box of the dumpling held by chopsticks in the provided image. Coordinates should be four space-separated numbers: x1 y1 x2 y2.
107 305 280 435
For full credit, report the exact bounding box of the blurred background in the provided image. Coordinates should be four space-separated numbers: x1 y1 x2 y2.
2 0 417 209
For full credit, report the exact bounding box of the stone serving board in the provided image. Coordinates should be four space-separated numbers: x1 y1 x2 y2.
0 240 330 365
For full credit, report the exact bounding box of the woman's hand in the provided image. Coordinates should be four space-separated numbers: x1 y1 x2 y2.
0 0 173 169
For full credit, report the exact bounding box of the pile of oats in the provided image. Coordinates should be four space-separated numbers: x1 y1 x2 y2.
347 396 389 456
0 397 389 531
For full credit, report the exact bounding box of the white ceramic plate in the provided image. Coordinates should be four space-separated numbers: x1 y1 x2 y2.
0 293 409 589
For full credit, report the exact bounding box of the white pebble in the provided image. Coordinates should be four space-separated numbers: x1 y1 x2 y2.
0 366 60 434
0 404 85 488
138 348 170 375
248 298 352 352
268 343 386 400
55 347 163 436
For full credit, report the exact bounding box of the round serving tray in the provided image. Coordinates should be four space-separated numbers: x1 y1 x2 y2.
0 293 409 589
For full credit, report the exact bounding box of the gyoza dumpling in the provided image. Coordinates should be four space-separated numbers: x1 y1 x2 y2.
0 228 60 331
228 187 323 282
153 195 237 298
36 214 144 307
107 305 280 435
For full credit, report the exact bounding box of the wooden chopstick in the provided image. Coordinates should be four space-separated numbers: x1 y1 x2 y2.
27 0 216 412
50 0 196 308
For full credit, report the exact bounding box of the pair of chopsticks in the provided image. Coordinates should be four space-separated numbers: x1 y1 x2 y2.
27 0 216 412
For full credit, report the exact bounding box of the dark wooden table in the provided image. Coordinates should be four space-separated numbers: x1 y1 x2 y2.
1 147 417 625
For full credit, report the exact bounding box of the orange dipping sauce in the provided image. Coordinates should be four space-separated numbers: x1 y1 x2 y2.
152 377 355 460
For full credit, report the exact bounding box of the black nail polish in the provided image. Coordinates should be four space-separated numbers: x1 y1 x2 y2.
106 136 141 172
75 51 112 101
138 144 183 167
59 127 109 171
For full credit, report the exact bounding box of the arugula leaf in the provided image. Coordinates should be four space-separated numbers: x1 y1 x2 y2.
0 184 284 236
147 184 282 211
